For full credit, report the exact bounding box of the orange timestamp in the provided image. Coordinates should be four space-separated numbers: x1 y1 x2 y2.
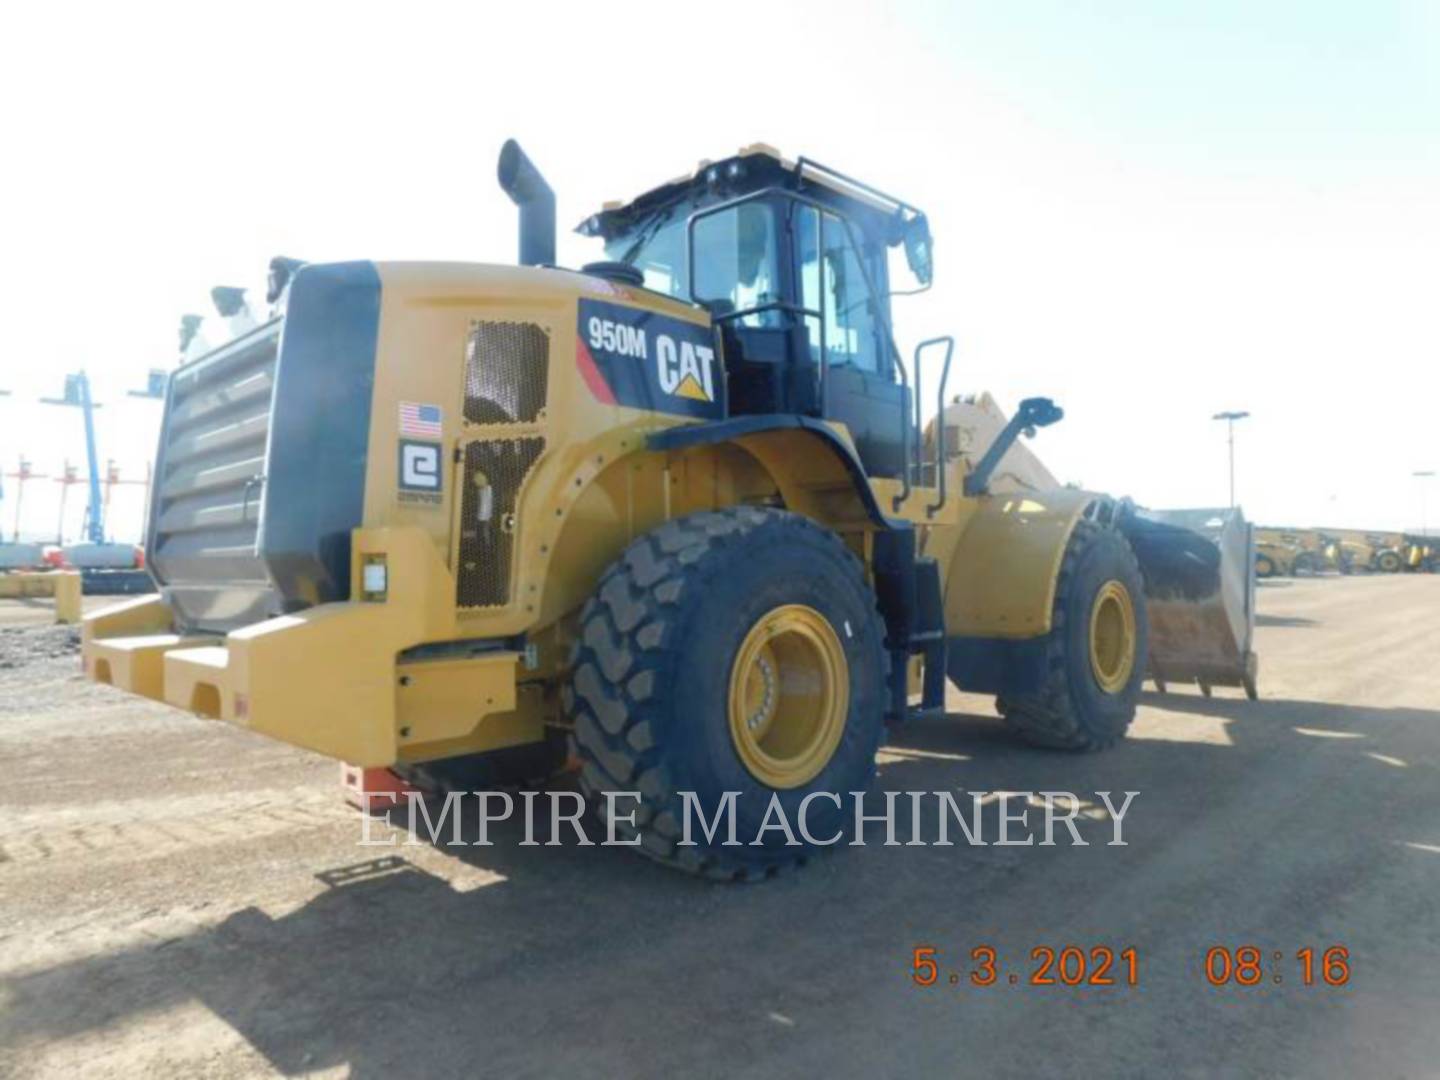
911 945 1140 988
1203 946 1351 987
910 945 1352 989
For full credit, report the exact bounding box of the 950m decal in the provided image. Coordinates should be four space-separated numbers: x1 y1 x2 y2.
576 298 723 419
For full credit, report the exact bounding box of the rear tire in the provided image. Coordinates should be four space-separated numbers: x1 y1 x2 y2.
997 520 1148 751
564 507 889 880
1255 554 1276 578
1377 550 1403 573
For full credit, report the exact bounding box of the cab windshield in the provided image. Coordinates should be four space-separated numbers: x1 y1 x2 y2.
604 202 781 329
605 210 689 297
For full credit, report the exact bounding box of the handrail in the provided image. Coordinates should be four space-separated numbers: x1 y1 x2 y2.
913 337 955 516
793 156 923 218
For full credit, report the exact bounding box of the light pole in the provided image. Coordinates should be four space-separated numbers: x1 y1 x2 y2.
1416 471 1436 538
1212 411 1250 508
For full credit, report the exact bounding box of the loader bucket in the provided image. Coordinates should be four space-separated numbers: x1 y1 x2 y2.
1121 507 1258 699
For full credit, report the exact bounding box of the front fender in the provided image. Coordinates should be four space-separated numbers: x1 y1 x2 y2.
943 488 1099 639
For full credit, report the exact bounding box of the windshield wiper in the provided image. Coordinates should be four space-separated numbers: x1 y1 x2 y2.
617 204 678 266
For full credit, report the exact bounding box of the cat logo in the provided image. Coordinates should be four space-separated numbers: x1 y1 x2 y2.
577 298 724 419
656 336 717 403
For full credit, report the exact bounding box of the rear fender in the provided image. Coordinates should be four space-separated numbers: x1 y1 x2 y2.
646 414 897 529
535 420 886 632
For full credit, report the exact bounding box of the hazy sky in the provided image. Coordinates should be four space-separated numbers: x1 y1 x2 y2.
1 0 1436 542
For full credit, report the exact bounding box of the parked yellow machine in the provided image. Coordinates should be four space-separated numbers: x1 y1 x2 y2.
84 142 1250 877
1404 536 1438 572
1253 527 1326 577
1317 529 1408 573
0 570 82 623
1251 526 1424 577
1254 537 1303 578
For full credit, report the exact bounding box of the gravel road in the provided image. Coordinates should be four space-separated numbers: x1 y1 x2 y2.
1 576 1437 1078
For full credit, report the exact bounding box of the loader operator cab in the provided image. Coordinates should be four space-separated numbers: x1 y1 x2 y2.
579 145 937 481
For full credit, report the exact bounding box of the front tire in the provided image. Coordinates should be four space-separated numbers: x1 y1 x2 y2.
565 508 889 880
997 520 1148 751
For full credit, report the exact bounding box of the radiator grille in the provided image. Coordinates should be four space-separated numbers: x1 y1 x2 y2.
148 319 283 631
456 437 545 608
464 321 549 424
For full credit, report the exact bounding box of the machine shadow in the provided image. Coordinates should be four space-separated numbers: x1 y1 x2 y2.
1138 689 1440 736
1255 614 1319 628
4 694 1438 1077
885 693 1440 797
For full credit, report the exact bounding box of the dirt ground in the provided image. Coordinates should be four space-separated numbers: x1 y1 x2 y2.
1 576 1438 1078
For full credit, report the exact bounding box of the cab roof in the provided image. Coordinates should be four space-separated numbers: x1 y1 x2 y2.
576 144 924 244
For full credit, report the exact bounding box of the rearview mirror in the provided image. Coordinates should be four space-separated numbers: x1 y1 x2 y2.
903 214 933 286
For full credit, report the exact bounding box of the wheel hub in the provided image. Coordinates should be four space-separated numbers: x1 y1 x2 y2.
1088 580 1136 695
728 605 848 789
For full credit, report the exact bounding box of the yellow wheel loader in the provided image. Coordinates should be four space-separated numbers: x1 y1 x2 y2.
1403 536 1438 572
1318 529 1407 574
1254 540 1297 578
1370 534 1409 574
83 141 1250 879
1253 527 1327 577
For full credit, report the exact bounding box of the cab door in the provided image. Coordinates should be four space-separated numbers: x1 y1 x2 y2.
795 205 909 479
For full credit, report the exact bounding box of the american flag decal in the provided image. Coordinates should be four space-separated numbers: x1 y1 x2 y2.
399 402 443 438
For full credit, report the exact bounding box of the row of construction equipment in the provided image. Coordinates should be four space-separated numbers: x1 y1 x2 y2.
1253 527 1437 577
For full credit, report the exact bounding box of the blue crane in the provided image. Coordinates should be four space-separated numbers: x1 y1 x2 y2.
41 372 106 544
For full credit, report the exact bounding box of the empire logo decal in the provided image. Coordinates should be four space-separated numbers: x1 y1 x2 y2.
398 439 443 505
576 299 724 419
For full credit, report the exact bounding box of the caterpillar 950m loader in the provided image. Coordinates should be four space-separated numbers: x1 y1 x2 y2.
83 141 1249 879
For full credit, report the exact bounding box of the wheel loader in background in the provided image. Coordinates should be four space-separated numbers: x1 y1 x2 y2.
1254 526 1429 578
82 141 1253 879
1313 529 1408 574
1253 527 1328 578
1254 535 1305 579
1403 535 1438 572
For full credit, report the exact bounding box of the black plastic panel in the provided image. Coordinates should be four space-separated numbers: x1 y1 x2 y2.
258 262 381 612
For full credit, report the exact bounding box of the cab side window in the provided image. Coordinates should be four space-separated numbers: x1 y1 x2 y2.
692 203 782 328
797 207 882 374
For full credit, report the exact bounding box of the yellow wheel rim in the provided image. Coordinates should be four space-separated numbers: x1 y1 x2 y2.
1088 581 1136 695
728 604 848 789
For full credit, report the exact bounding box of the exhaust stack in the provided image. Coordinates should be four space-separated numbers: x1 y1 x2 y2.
497 139 556 267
